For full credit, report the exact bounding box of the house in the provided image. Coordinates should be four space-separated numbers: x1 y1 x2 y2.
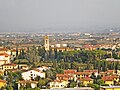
0 79 6 88
106 70 116 75
64 69 77 75
56 74 73 81
0 53 10 65
78 77 93 86
82 44 97 50
0 63 18 71
18 80 38 90
100 86 120 90
102 75 119 85
37 66 51 71
49 80 69 89
18 64 29 70
84 70 98 73
0 48 11 55
51 47 74 52
83 70 98 76
22 69 45 80
99 72 107 77
76 72 91 79
64 69 77 81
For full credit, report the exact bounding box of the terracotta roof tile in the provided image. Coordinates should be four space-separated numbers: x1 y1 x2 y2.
79 77 93 81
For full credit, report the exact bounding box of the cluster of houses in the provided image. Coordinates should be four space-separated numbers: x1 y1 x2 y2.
0 47 48 89
49 69 120 90
0 42 120 90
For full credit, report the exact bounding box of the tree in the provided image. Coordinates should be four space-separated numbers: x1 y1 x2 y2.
0 75 3 79
69 81 77 88
26 83 31 89
38 78 48 88
34 87 40 90
6 86 13 90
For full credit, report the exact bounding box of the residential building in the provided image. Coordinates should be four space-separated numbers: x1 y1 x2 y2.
78 77 93 86
0 63 18 71
18 80 38 90
0 53 10 65
64 69 77 81
51 47 74 52
18 64 29 70
56 74 73 81
64 69 77 75
49 80 69 89
102 75 119 85
37 66 51 71
22 69 45 80
0 48 11 55
76 72 91 79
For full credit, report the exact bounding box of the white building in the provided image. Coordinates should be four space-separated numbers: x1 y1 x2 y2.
22 69 45 80
0 53 10 65
37 66 51 71
18 80 38 90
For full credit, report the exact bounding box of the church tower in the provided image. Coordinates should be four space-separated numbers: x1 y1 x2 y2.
44 35 49 51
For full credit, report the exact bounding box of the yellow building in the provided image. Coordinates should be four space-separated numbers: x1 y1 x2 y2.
0 79 6 88
79 77 93 86
100 86 120 90
102 75 119 86
76 72 91 79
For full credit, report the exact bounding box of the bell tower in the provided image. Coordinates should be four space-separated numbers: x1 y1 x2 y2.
44 35 49 51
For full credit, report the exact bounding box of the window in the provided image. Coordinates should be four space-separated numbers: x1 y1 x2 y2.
46 40 48 44
52 85 55 87
56 85 59 87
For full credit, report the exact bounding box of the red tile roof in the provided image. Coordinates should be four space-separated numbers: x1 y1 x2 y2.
2 63 17 66
76 72 91 75
102 75 119 81
0 53 10 57
64 69 77 74
84 70 98 73
0 48 8 51
0 79 7 83
79 77 93 81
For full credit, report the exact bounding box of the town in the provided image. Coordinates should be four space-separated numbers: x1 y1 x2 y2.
0 30 120 90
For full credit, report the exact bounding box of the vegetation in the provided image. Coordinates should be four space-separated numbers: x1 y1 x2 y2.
3 46 120 89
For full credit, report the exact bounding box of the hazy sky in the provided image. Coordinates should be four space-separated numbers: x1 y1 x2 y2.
0 0 120 32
